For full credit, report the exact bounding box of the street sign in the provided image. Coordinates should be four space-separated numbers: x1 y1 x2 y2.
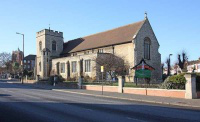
101 66 104 72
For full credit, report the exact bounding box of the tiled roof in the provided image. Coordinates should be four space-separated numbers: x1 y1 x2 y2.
61 19 145 55
187 59 200 65
24 55 36 60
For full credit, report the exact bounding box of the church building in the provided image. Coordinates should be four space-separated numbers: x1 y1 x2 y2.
36 15 162 82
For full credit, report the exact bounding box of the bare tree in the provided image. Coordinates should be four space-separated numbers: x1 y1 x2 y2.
0 52 11 68
0 52 12 74
177 50 188 69
93 53 129 80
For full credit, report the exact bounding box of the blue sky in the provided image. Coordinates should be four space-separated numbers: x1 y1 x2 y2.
0 0 199 65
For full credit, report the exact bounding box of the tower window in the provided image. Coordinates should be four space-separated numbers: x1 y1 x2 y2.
39 41 42 51
144 37 151 60
52 41 56 51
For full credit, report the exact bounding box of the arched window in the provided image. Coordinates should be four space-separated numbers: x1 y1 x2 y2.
52 41 56 51
39 41 42 51
144 37 151 60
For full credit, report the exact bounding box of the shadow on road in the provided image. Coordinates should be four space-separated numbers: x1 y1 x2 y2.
0 100 200 122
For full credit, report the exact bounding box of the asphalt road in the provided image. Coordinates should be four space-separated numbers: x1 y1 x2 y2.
0 79 200 122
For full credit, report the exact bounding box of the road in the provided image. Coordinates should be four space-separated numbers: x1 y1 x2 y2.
0 79 200 122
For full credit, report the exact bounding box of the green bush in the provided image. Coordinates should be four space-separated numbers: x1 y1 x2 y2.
168 73 186 84
160 74 186 89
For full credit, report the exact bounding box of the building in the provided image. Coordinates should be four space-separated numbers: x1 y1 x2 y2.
187 58 200 73
12 48 23 65
24 55 36 71
36 15 162 82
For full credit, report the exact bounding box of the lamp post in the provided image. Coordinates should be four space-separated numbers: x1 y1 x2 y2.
16 32 24 84
168 54 173 76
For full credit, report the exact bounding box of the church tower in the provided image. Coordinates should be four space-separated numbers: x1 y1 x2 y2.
36 29 63 79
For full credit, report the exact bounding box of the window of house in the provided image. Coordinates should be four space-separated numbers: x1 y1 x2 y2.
61 63 65 73
52 41 56 51
144 37 151 60
85 59 91 72
92 49 94 53
39 41 42 51
198 64 200 69
32 61 35 68
72 61 77 72
24 60 26 63
28 60 30 63
98 49 103 53
72 53 77 56
28 65 30 68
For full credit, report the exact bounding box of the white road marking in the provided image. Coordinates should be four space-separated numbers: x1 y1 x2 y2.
126 117 146 122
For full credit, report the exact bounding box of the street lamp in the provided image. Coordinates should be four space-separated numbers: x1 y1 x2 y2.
16 32 24 84
168 54 173 76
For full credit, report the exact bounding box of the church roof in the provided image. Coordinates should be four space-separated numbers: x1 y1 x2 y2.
61 19 145 55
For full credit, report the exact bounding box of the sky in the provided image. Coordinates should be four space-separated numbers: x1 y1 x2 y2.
0 0 199 65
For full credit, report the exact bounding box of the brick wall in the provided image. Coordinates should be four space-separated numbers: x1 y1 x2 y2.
82 85 185 98
82 85 118 92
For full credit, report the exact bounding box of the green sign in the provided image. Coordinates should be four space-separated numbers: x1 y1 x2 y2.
135 69 151 78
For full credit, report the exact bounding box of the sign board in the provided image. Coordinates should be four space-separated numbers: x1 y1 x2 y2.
101 66 104 72
135 69 151 78
132 59 154 79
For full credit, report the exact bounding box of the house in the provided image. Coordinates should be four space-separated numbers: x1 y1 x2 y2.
35 14 162 82
24 55 36 71
186 58 200 73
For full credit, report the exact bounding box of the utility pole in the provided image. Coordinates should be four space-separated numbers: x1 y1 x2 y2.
16 32 24 84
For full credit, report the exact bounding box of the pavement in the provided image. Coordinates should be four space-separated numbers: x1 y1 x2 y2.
6 79 200 109
1 79 200 122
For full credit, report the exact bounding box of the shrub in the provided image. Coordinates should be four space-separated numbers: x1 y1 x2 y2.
48 75 65 85
168 73 186 84
160 74 186 89
83 75 93 82
66 77 77 82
